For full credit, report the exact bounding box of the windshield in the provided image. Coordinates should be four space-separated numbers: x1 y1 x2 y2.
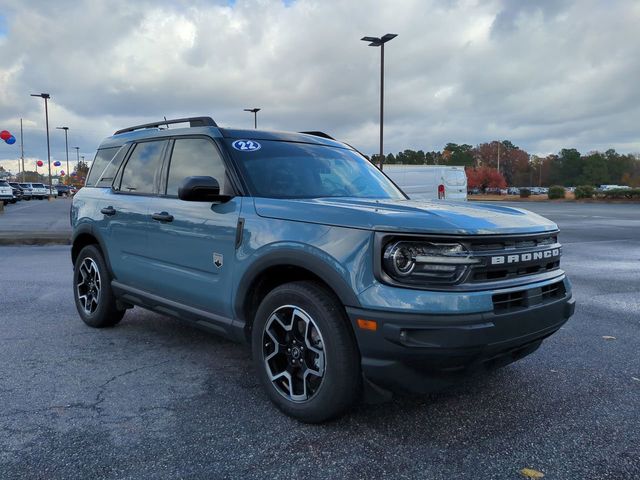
227 140 405 199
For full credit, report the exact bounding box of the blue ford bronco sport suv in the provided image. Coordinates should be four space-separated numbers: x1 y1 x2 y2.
71 116 575 422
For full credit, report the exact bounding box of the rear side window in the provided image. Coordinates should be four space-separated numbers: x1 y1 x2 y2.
33 183 45 188
118 140 167 195
0 181 8 186
165 138 227 196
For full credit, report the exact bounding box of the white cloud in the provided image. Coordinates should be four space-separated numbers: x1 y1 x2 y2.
0 0 639 174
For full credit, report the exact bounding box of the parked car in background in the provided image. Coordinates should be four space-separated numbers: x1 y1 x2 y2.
507 187 520 195
384 165 468 201
0 180 13 205
9 182 24 201
599 184 631 192
18 183 33 200
55 184 72 197
26 182 48 199
10 185 23 202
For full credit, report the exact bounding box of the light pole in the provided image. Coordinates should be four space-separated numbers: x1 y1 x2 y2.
56 126 69 185
74 146 80 175
20 118 25 182
30 93 53 198
244 108 260 129
361 33 397 171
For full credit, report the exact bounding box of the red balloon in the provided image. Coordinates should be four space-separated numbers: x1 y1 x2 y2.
60 170 65 176
37 160 44 167
0 130 10 141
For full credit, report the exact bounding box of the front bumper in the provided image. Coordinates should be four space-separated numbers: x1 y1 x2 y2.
347 293 575 393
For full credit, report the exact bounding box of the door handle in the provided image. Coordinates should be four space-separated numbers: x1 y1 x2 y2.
152 211 174 222
101 206 116 216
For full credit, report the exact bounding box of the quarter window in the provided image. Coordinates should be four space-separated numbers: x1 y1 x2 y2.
119 141 167 194
166 138 227 196
86 147 120 186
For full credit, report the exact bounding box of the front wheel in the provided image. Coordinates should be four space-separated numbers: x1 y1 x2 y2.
252 281 361 423
73 245 125 328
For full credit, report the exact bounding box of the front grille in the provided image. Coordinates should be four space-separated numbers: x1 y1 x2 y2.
492 281 566 312
466 233 561 283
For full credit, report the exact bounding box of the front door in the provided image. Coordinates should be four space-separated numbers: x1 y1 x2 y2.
144 137 241 320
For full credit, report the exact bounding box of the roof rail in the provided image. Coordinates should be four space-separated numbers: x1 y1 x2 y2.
299 131 335 140
114 116 217 135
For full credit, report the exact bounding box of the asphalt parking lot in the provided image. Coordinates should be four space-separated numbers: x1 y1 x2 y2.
1 202 638 479
0 196 72 244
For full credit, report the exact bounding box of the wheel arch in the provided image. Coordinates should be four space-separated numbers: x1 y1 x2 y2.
71 225 114 277
234 249 361 342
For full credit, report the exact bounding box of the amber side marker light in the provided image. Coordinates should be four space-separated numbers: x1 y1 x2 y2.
357 319 378 331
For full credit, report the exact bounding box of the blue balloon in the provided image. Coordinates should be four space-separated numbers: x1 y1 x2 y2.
6 136 16 145
54 161 61 167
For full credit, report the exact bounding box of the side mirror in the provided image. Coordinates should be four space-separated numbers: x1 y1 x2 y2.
178 176 232 202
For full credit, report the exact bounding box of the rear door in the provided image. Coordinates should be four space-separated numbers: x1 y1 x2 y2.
145 136 242 319
96 140 168 288
443 168 468 201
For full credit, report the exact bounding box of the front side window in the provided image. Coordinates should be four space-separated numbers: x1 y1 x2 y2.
118 140 167 194
226 140 405 199
165 138 227 196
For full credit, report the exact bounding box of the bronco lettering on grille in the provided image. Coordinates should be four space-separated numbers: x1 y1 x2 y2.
491 248 560 265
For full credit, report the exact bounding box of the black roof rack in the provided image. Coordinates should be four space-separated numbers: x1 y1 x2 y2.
114 116 217 135
299 131 335 140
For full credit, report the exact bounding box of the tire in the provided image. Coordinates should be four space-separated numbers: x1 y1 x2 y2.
73 245 125 328
252 281 361 423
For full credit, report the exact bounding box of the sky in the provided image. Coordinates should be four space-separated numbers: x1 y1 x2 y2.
0 0 639 174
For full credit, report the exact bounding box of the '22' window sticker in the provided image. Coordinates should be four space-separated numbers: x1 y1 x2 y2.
232 139 261 152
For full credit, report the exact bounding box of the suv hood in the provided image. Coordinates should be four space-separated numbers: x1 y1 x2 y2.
254 198 557 235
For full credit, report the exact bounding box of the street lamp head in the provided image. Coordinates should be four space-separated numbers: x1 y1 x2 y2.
56 126 69 131
244 108 261 113
30 93 51 99
361 33 397 47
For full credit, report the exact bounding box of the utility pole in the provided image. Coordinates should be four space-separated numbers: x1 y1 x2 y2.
539 160 542 187
497 141 500 174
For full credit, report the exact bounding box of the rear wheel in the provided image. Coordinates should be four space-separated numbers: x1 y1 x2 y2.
73 245 125 328
252 281 361 423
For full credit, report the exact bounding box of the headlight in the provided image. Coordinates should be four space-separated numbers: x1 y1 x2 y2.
382 240 480 286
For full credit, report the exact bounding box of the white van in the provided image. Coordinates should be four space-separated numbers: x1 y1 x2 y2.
383 165 468 201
